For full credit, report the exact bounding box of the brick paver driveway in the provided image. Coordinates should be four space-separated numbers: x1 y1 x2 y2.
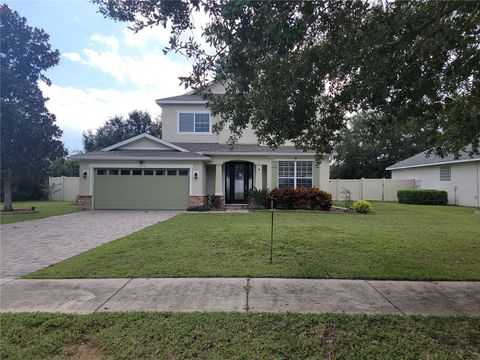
0 210 179 277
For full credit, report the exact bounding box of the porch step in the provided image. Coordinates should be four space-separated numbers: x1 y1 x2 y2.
224 204 249 210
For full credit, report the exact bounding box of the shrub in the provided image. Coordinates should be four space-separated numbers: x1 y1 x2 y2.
248 187 269 209
397 189 448 205
339 188 354 209
308 188 333 210
206 195 223 209
353 200 372 213
267 187 332 211
267 188 294 209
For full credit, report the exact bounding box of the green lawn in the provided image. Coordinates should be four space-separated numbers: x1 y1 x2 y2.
28 202 480 280
1 312 479 359
0 201 81 224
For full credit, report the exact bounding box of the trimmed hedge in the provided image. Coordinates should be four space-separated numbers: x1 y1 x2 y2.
267 187 332 210
397 189 448 205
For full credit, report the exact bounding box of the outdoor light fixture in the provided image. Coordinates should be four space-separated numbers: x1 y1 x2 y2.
193 171 199 179
82 171 88 179
139 160 144 164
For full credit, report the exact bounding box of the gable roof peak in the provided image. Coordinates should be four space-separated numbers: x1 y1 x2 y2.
101 133 190 153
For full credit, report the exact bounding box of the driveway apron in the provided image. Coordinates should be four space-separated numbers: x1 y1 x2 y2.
0 210 179 277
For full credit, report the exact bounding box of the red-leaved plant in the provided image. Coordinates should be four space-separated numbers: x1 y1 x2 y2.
267 187 332 210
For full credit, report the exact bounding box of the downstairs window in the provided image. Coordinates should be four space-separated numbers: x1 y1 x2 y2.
278 161 313 189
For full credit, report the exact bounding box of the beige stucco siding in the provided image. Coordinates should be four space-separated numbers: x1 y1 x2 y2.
208 82 227 93
391 161 480 206
119 138 170 150
206 165 215 195
79 160 90 195
161 104 259 144
318 159 330 190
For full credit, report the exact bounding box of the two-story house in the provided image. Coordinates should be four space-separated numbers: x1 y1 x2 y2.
72 83 330 209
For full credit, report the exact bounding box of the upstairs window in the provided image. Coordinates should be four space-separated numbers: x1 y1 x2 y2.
440 166 451 181
178 113 210 133
278 161 313 189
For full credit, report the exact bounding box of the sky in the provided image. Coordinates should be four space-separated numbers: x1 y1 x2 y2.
5 0 206 152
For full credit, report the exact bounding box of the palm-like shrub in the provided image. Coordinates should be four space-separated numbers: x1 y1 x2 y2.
248 187 269 209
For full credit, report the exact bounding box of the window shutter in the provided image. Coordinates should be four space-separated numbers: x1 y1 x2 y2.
313 162 320 188
271 161 278 188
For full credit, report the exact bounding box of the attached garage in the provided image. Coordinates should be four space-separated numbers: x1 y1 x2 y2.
94 168 190 209
71 133 210 210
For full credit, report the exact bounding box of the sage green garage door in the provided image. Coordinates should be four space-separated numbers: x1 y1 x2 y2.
94 168 190 209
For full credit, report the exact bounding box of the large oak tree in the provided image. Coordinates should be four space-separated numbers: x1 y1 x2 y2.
94 0 480 158
1 4 64 211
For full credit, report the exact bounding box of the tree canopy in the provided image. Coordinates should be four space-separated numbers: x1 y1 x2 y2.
330 112 432 179
82 110 162 151
1 4 64 210
94 0 480 157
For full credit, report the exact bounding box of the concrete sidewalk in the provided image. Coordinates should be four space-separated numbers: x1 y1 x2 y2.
1 278 479 315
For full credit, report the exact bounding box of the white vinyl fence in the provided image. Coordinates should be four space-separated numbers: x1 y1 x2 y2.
329 178 415 202
48 177 79 201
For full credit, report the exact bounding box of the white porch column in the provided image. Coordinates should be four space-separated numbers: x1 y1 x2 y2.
215 164 223 195
254 164 263 189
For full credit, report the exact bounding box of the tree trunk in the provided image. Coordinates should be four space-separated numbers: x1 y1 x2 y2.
3 172 13 211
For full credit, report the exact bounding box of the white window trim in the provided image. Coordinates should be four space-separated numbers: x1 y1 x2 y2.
277 160 313 189
176 111 212 135
439 166 451 181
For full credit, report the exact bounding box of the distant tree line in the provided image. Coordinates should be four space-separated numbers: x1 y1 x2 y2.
82 110 162 152
330 112 432 179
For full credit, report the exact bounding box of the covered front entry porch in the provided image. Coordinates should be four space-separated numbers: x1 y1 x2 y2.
206 159 270 205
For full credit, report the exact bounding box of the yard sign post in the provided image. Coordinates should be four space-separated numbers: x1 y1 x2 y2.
270 199 274 264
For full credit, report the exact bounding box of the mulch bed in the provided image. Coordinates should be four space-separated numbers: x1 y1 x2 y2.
0 208 39 215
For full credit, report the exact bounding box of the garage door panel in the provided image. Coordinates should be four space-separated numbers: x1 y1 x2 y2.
94 169 189 209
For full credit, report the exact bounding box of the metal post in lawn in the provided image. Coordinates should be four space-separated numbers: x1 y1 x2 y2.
270 199 274 264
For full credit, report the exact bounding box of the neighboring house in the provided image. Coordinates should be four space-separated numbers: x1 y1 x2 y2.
71 83 329 210
386 146 480 207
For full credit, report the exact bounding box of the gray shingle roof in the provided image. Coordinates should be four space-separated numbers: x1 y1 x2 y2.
70 150 209 160
386 145 480 170
173 143 314 154
156 91 223 104
156 94 207 103
70 144 313 160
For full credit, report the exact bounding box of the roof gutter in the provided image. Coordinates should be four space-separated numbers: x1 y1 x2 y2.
69 155 211 161
155 100 207 105
386 157 480 171
198 152 317 156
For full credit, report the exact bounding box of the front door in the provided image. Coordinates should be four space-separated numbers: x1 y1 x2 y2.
225 162 253 204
